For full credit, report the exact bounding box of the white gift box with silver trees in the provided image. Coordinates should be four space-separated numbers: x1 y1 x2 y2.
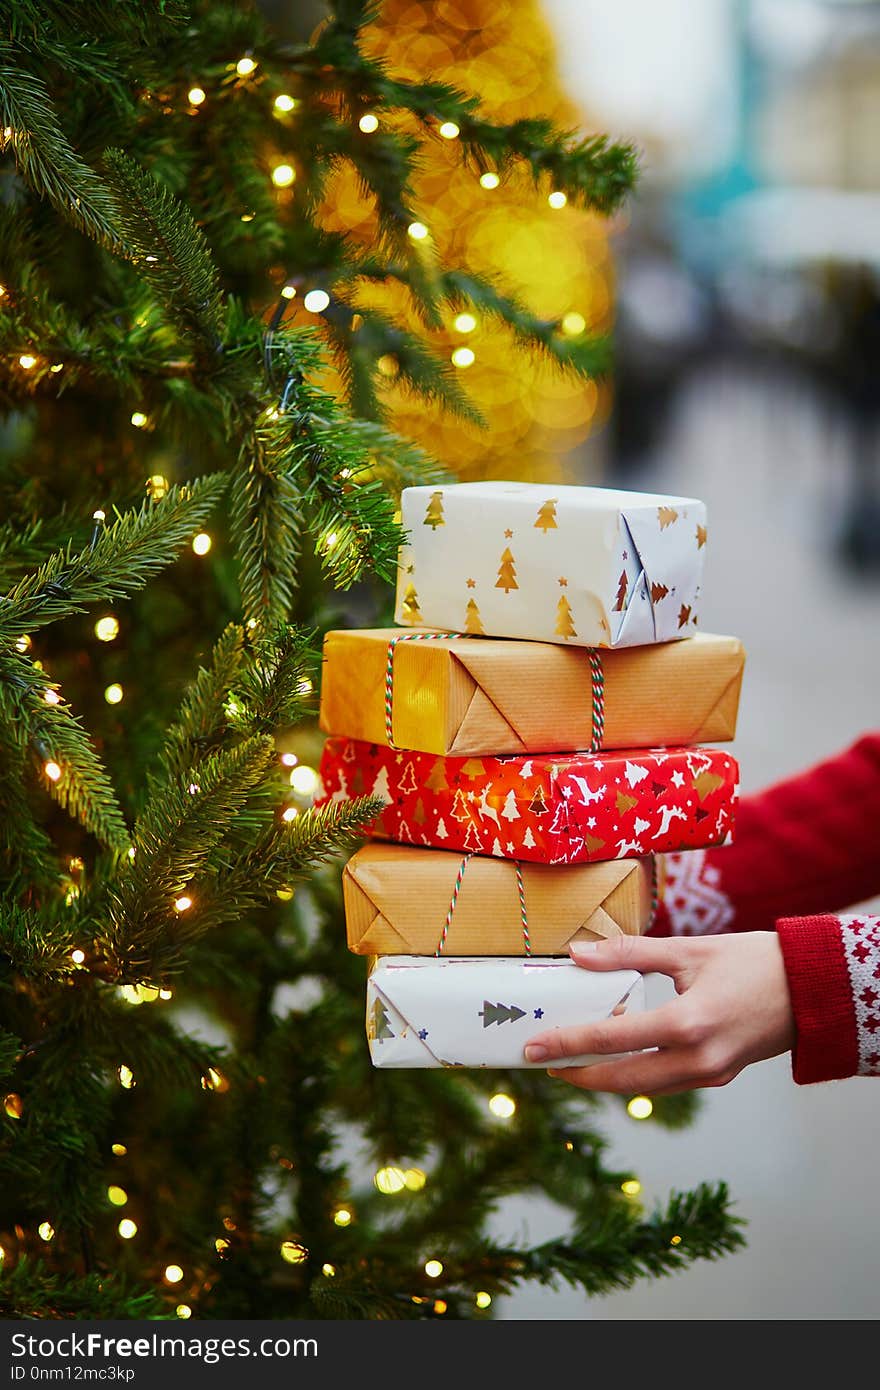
394 481 707 649
366 955 644 1069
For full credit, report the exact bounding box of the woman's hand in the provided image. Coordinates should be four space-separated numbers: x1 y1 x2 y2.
523 932 796 1094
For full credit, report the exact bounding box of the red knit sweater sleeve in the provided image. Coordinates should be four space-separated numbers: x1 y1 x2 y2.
652 734 880 1083
655 733 880 935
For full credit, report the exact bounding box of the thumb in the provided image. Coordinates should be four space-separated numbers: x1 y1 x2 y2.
569 934 692 984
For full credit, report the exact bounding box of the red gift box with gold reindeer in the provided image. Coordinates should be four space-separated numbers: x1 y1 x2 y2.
318 738 738 865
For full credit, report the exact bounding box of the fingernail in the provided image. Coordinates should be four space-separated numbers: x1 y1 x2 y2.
524 1044 550 1062
570 941 599 959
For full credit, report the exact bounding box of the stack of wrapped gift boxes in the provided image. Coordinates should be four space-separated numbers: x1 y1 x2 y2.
318 482 744 1071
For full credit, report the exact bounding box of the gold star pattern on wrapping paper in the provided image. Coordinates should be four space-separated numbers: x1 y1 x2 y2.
557 576 568 587
504 528 513 539
658 506 679 530
466 577 476 588
696 524 708 549
406 563 415 574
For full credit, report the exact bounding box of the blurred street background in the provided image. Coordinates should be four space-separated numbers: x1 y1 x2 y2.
495 0 880 1320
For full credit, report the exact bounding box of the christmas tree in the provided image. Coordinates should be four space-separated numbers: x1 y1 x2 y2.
423 492 445 530
495 547 518 593
463 597 485 634
0 0 742 1322
534 499 558 532
555 593 577 640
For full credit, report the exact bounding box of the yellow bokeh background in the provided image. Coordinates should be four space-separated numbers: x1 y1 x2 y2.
292 0 618 481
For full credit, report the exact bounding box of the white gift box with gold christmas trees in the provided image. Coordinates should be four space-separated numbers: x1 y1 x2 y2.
394 481 707 649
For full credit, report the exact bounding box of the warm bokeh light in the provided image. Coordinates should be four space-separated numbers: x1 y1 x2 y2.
407 221 429 241
236 56 257 77
188 87 206 106
621 1179 642 1197
147 474 169 499
561 311 586 336
627 1095 653 1120
374 1166 407 1194
303 289 330 313
439 121 460 138
451 346 475 368
404 1168 427 1191
280 1241 308 1264
43 689 60 705
44 761 62 782
18 354 36 369
174 895 192 913
322 1263 336 1277
289 765 318 796
111 1143 127 1156
475 1291 492 1309
104 683 123 705
333 1208 352 1227
548 190 568 209
94 615 119 642
117 1065 135 1090
201 1068 229 1093
38 1222 55 1242
130 411 149 428
71 949 86 965
488 1092 515 1118
164 1265 184 1284
281 284 296 299
424 1259 443 1278
117 1218 137 1240
358 112 379 132
479 171 500 189
3 1094 23 1119
271 163 295 188
176 1305 192 1320
274 94 297 113
453 312 477 333
192 532 212 555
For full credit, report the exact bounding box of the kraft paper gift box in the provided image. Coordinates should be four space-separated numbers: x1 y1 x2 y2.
343 844 655 955
394 481 707 648
366 955 645 1068
320 627 744 756
319 737 738 865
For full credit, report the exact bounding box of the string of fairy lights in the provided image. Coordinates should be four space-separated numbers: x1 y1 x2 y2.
2 38 656 1314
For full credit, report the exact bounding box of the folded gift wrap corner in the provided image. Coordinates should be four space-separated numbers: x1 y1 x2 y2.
366 956 645 1069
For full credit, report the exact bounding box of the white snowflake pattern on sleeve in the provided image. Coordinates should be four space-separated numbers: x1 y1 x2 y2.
661 849 735 936
838 916 880 1076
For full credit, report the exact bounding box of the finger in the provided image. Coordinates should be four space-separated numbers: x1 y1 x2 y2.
546 1047 706 1095
523 999 683 1064
569 934 694 984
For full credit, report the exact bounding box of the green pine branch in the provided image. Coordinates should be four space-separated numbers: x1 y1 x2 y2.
229 420 305 630
102 148 226 353
0 1257 166 1319
0 475 227 641
160 623 248 782
106 737 275 974
0 57 121 246
0 901 75 980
